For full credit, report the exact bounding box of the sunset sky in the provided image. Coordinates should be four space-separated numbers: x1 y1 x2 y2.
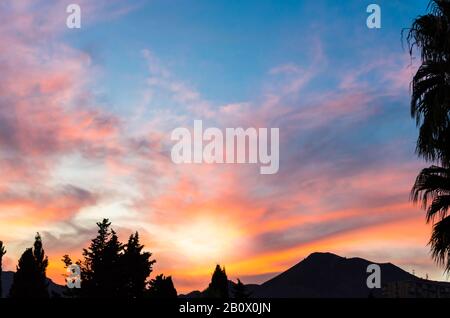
0 0 444 293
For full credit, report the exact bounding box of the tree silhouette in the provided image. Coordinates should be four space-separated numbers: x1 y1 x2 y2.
146 274 177 298
120 232 156 299
61 254 82 298
204 265 228 298
9 233 49 298
232 279 251 299
0 241 5 298
66 219 156 298
412 166 450 269
77 219 123 297
407 0 450 163
408 0 450 272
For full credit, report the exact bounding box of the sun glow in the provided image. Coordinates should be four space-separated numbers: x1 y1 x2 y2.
171 216 242 263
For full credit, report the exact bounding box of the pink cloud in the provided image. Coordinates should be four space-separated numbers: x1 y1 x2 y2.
0 1 437 293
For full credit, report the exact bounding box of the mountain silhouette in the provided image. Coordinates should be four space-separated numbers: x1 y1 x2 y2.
251 252 419 298
1 271 64 298
183 252 440 298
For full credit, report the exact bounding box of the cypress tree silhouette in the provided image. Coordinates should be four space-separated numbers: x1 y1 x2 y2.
146 274 177 298
9 233 49 298
66 219 157 298
78 219 123 297
103 229 123 297
232 279 251 299
204 265 228 298
0 241 5 298
121 232 156 299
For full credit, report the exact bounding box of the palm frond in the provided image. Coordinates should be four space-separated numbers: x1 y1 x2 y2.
429 215 450 272
411 165 450 222
427 194 450 222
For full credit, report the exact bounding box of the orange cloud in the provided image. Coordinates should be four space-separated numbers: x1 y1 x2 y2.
0 0 440 296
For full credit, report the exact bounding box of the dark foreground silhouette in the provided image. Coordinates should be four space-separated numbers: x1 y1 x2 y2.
3 245 450 298
181 252 450 298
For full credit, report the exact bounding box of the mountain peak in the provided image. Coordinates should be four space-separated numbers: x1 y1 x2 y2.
305 252 343 261
252 251 418 298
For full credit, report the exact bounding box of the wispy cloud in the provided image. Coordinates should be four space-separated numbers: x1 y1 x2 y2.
0 0 440 293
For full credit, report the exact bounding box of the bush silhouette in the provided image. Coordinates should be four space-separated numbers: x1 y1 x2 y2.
147 274 177 298
233 279 251 299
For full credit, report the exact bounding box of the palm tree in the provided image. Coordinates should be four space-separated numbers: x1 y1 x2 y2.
407 0 450 163
412 166 450 270
408 0 450 272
